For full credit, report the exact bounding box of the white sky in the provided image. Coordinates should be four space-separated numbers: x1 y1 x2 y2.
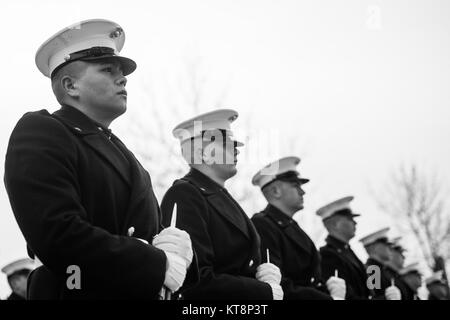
0 0 449 298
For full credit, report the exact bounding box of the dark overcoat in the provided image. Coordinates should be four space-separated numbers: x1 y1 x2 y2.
4 105 167 299
161 168 273 300
320 235 373 299
251 204 332 300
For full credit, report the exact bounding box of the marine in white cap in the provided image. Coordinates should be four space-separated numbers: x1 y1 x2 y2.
426 271 449 300
251 157 341 300
398 263 422 300
2 258 35 300
360 228 402 300
161 109 283 300
317 196 373 300
4 19 192 299
388 236 406 271
382 235 411 300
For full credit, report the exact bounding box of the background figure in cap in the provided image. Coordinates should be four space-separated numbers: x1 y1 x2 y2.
251 157 341 300
426 271 449 300
317 196 373 300
161 109 283 300
4 19 192 299
384 237 410 300
1 258 34 300
360 228 402 300
399 263 422 300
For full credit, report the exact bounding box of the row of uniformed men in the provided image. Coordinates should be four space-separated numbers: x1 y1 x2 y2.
3 18 448 300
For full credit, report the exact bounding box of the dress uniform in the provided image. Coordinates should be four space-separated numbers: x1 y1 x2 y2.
360 228 401 300
4 19 184 299
384 237 410 300
160 109 280 300
426 271 449 300
317 196 373 300
399 263 422 300
2 258 35 300
251 157 333 300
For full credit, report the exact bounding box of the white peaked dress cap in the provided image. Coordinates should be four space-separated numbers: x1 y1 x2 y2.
399 263 421 276
426 271 445 285
172 109 243 146
1 258 35 276
316 196 361 221
35 19 136 78
359 227 390 247
251 156 309 189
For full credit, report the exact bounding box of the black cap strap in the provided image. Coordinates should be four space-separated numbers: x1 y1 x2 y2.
51 46 116 79
261 171 300 190
67 46 115 61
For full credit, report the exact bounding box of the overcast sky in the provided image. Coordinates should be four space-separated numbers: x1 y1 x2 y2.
0 0 449 298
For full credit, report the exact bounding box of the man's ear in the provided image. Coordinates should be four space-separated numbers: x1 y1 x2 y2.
201 147 215 165
270 183 283 199
61 75 79 98
191 146 204 165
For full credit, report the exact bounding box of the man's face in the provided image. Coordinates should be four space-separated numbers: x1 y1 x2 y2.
372 242 393 262
334 215 357 241
203 130 240 181
403 273 422 292
279 180 305 212
428 283 448 299
10 274 28 298
390 250 405 269
75 60 128 119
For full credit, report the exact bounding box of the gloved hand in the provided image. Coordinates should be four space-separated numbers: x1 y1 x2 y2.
163 251 187 292
268 282 284 300
385 285 401 300
326 276 346 300
152 227 193 268
256 263 282 284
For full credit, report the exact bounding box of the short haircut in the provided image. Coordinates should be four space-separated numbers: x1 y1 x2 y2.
51 61 88 104
261 180 282 201
323 215 339 230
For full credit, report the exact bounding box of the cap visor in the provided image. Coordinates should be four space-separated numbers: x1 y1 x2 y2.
82 55 137 76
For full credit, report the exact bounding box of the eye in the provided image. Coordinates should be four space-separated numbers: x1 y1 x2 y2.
102 67 113 73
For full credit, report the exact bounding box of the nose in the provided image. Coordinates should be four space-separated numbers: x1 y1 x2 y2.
117 75 127 87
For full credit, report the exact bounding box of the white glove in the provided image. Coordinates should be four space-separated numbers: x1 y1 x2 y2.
152 227 193 268
163 251 187 292
326 276 346 300
256 263 282 284
268 282 284 300
385 285 401 300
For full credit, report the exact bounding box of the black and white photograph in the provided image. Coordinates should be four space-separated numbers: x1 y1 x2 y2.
0 0 449 310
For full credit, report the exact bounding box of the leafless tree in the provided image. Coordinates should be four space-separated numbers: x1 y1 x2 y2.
120 55 314 240
119 55 242 201
373 164 450 285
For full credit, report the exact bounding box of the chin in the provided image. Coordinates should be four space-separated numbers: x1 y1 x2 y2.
224 164 237 179
102 103 127 119
228 164 238 177
115 103 127 115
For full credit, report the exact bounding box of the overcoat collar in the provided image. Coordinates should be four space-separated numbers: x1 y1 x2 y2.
52 105 131 186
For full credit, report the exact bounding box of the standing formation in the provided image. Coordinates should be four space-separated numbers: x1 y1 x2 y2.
2 19 449 300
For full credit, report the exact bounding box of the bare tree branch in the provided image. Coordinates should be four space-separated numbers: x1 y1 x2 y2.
373 164 450 271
